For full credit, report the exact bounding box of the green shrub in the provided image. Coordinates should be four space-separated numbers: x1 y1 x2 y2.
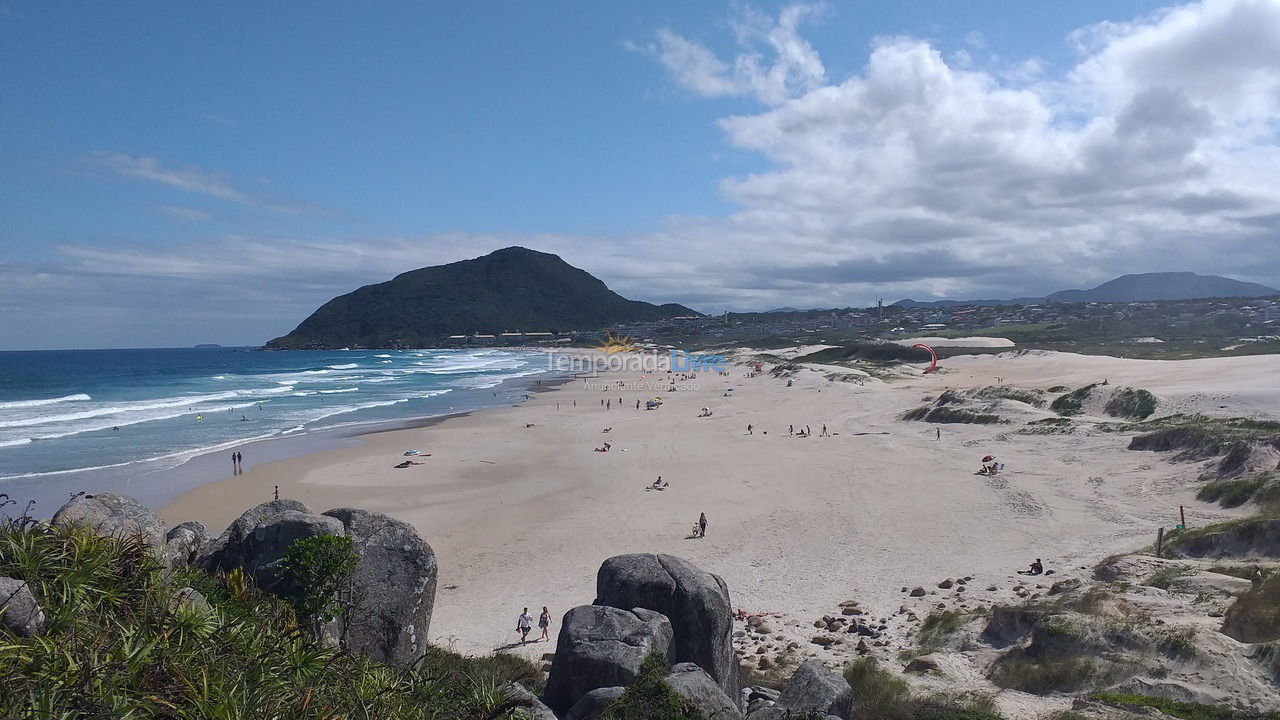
0 520 542 718
601 652 705 720
1143 566 1189 590
987 654 1095 693
276 533 360 623
1050 384 1097 416
1158 630 1198 660
978 386 1046 407
845 657 910 718
1126 415 1280 461
1104 387 1158 420
842 658 1004 720
1089 692 1238 720
1197 474 1272 508
918 609 984 651
902 407 1005 424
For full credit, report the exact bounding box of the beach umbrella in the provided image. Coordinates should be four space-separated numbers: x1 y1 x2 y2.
982 455 995 462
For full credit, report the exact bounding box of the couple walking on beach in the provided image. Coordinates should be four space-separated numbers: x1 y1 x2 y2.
516 606 552 644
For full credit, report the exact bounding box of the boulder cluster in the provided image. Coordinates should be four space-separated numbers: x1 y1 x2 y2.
1 493 862 719
541 552 855 720
1 492 437 666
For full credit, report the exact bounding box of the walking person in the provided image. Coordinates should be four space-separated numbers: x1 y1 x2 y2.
698 512 708 538
789 424 794 436
539 606 551 641
517 607 534 644
747 424 753 435
936 427 941 441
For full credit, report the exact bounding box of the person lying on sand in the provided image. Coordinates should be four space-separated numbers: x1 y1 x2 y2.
602 427 611 433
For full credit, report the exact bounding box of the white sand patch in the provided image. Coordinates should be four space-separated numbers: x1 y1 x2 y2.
895 336 1016 348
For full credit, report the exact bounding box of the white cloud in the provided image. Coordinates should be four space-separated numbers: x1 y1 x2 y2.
92 152 330 215
10 0 1280 349
644 3 827 104
634 0 1280 305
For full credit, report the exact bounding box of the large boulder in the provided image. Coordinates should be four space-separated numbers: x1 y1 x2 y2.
52 493 165 555
543 605 674 713
665 662 742 719
565 686 626 720
594 554 739 696
199 499 310 571
322 508 437 664
200 500 344 590
775 659 853 720
746 707 841 720
0 577 44 637
163 521 208 568
502 682 557 720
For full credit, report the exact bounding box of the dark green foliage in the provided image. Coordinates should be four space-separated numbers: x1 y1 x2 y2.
600 652 705 720
987 654 1095 694
277 533 359 623
1221 575 1280 643
1143 566 1189 590
0 520 543 718
842 658 1005 720
1126 415 1280 461
918 610 985 651
845 657 910 718
976 386 1046 407
1022 417 1074 435
1089 692 1246 720
1050 384 1097 416
1197 474 1274 508
265 246 699 349
1047 385 1070 393
903 406 1005 424
1103 388 1158 420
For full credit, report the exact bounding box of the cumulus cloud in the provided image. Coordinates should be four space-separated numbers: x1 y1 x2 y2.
643 3 827 104
636 0 1280 305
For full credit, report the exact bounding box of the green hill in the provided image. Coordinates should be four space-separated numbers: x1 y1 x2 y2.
265 247 699 349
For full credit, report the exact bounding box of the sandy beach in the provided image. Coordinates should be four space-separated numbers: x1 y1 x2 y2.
160 348 1280 665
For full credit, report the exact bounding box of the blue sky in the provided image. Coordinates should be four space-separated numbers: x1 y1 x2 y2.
3 0 1278 348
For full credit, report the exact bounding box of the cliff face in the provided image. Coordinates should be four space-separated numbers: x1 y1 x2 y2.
265 247 698 349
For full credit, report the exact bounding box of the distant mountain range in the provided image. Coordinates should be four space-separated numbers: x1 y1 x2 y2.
265 247 699 349
894 272 1278 309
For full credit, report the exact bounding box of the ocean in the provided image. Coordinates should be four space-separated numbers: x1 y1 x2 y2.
0 347 555 515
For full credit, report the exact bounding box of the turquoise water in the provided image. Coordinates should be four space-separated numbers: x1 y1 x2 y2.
0 347 552 510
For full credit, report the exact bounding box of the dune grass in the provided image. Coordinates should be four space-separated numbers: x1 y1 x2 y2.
902 406 1006 424
1197 473 1276 508
1089 692 1244 720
